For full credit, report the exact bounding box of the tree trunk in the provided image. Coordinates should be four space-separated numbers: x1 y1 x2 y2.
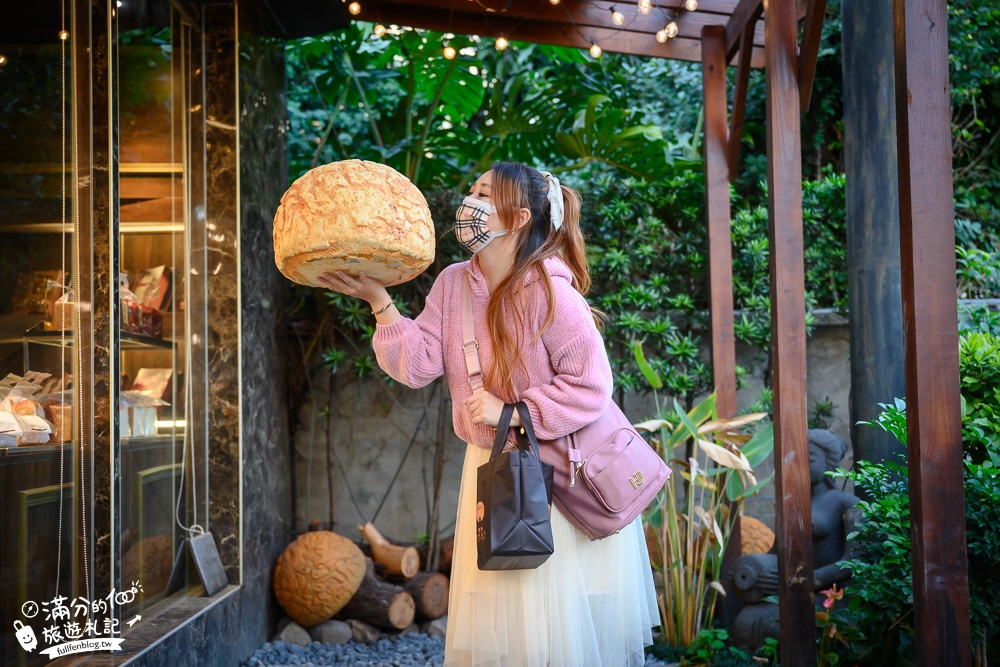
416 533 454 575
359 521 420 578
326 371 338 526
405 571 449 621
338 558 415 630
427 379 450 572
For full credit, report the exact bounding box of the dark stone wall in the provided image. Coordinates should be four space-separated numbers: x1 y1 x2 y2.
234 0 294 646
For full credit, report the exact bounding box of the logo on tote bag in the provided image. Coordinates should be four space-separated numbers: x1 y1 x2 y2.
476 502 486 542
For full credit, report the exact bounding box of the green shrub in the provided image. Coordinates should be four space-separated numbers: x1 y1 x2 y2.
831 332 1000 664
582 169 848 401
959 332 1000 462
958 302 1000 337
582 168 713 403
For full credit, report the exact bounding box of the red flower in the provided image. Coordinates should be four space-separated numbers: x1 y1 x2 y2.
820 583 844 609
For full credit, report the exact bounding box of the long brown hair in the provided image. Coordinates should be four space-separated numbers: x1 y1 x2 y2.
484 161 594 400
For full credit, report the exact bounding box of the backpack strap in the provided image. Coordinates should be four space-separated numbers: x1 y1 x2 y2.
461 274 484 393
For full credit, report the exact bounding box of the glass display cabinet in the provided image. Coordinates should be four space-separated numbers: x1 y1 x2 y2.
0 5 212 664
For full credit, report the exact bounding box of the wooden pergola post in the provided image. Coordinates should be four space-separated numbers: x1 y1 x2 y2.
842 0 907 470
892 0 972 663
701 25 737 421
701 24 742 625
763 0 815 662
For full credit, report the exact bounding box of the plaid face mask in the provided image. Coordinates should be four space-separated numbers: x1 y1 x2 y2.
455 196 506 253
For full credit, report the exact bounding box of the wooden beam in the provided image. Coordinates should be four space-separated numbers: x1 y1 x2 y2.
798 0 828 110
763 0 815 663
386 0 745 20
724 0 763 60
703 25 743 627
702 25 737 420
728 20 755 181
892 0 972 664
359 3 767 66
378 0 766 46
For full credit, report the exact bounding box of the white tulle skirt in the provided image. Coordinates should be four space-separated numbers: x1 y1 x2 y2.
444 442 659 667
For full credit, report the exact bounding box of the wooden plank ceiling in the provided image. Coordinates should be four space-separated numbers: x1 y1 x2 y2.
354 0 772 67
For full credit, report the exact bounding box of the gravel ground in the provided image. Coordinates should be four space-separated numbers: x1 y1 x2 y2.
243 636 673 666
243 635 445 666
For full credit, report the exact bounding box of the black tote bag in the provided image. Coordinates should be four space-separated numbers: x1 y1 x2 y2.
476 402 555 571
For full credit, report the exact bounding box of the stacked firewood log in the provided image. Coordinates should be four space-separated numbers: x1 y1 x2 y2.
274 521 453 634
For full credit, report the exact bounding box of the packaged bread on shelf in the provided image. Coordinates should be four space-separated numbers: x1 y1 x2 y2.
0 410 53 446
48 402 73 443
43 285 76 332
44 389 73 444
120 275 142 334
16 414 53 445
273 160 435 287
0 373 66 446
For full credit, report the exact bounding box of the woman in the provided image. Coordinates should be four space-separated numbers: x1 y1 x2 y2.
318 161 657 667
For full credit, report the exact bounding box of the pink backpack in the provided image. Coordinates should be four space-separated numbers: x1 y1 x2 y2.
461 275 670 540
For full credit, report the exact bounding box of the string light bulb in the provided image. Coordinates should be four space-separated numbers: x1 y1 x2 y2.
610 7 625 25
373 23 386 36
348 1 361 15
684 0 698 10
59 30 69 41
443 44 456 59
549 0 560 5
665 20 678 38
589 42 602 58
0 55 7 66
495 35 509 51
655 29 668 43
637 0 652 15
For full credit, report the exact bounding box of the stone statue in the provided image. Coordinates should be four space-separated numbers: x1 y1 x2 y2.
730 429 859 650
807 429 858 590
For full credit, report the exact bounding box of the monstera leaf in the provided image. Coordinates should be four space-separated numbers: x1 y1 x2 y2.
396 31 485 123
555 95 679 180
307 28 399 108
479 73 566 166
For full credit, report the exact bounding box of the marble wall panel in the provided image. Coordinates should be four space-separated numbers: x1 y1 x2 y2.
83 0 122 602
202 3 242 584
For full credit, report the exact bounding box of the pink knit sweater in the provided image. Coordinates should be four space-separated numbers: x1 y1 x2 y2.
372 255 613 449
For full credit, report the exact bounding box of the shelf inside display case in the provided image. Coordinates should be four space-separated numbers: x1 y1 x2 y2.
24 329 177 351
0 315 180 349
0 442 73 458
0 162 183 174
1 221 186 234
122 434 187 449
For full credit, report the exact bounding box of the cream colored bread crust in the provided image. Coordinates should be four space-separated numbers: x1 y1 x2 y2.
273 160 435 287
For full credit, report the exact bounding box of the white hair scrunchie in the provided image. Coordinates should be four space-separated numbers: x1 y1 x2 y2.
539 170 564 231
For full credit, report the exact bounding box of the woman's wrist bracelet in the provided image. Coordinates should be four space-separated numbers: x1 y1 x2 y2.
372 299 394 316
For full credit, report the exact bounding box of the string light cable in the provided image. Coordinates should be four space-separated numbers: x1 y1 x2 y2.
69 0 91 606
174 57 204 542
557 1 616 57
462 0 544 52
55 0 68 599
654 0 695 41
